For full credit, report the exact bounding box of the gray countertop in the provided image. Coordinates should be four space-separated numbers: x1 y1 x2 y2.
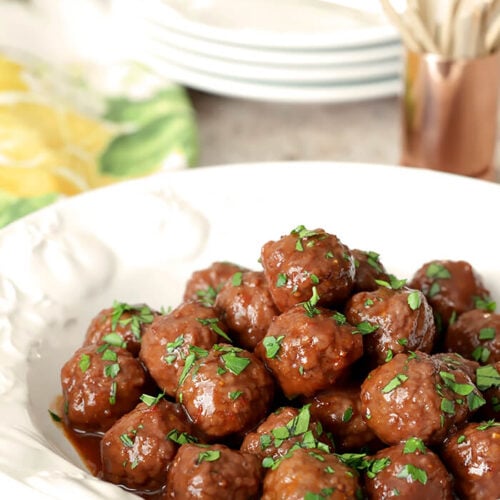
189 89 500 182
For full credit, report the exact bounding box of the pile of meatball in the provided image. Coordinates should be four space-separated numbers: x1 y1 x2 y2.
59 225 500 499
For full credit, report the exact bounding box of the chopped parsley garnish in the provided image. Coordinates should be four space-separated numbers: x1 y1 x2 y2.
304 488 335 500
336 452 390 478
479 327 495 340
428 282 441 298
477 420 499 431
381 374 409 393
385 349 394 362
197 317 232 342
332 312 346 325
140 392 164 406
342 407 353 423
178 346 208 386
440 398 455 415
457 434 466 444
79 353 91 373
111 301 155 341
48 410 62 422
354 321 379 335
104 362 120 378
196 286 219 306
101 349 118 362
403 437 426 454
109 381 117 405
425 263 451 279
365 251 383 272
472 345 491 363
375 275 407 290
276 273 287 287
302 286 321 318
407 291 421 310
102 333 127 349
221 349 251 375
167 429 198 445
231 272 243 286
291 225 323 252
262 335 285 359
197 450 221 464
310 273 320 284
395 464 428 485
476 364 500 390
229 391 243 400
474 296 496 312
120 433 135 447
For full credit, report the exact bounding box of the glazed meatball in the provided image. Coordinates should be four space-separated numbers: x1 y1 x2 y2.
351 249 390 292
260 226 355 313
177 343 274 439
183 261 248 305
305 384 381 453
364 439 453 499
100 398 195 491
476 362 500 420
409 260 492 332
240 405 333 461
255 304 363 398
261 447 361 500
139 301 228 397
445 309 500 364
83 302 158 356
214 270 280 350
163 443 262 499
61 343 146 432
360 351 485 445
441 421 500 499
345 285 435 366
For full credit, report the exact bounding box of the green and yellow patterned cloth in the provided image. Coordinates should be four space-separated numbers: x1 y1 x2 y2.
0 52 198 228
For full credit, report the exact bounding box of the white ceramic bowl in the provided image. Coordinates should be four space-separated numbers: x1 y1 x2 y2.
1 162 499 498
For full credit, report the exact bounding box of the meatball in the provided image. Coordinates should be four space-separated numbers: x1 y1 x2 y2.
240 405 333 461
260 226 355 313
139 301 228 397
163 443 262 499
305 384 382 453
83 302 158 356
261 447 361 500
183 261 248 305
61 343 146 432
441 421 500 499
100 398 195 491
409 260 492 332
444 309 500 364
360 351 485 445
364 440 453 499
214 270 280 350
351 249 390 293
177 344 274 439
255 304 363 398
345 285 435 366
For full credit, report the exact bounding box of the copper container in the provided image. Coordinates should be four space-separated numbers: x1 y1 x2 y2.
401 50 500 180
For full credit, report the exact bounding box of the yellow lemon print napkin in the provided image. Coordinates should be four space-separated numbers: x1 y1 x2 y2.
0 51 198 228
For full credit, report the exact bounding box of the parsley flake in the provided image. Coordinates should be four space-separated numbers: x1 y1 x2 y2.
396 464 428 485
79 353 91 373
381 374 409 393
197 450 221 464
262 335 285 359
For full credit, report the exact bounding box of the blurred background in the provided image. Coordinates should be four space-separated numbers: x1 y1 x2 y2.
0 0 499 227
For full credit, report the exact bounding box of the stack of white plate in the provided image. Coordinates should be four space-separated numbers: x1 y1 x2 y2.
128 0 404 103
